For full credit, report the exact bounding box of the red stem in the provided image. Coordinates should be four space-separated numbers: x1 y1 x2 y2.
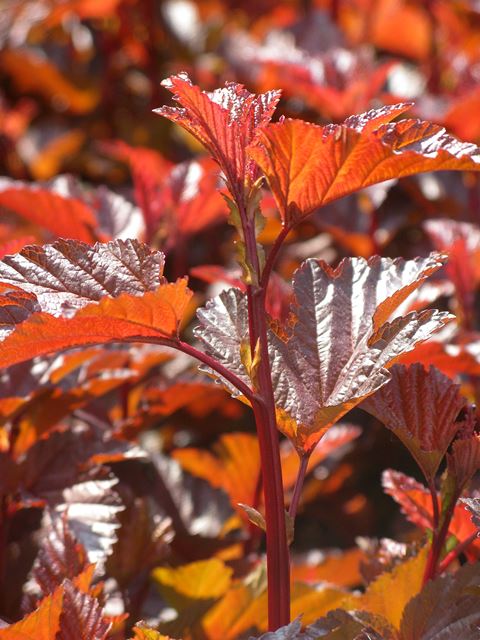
437 531 479 573
288 453 310 520
243 215 291 629
175 340 257 404
423 497 457 584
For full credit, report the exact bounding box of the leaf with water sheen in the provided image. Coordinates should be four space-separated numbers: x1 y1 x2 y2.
249 104 480 225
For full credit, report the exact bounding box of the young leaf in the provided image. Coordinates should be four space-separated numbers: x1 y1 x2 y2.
269 255 451 452
248 618 302 640
362 364 464 483
155 72 280 206
248 105 480 225
0 240 192 368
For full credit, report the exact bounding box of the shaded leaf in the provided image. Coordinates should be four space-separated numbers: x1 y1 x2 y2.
248 618 302 640
400 561 480 639
362 364 464 483
249 105 480 225
269 255 451 452
152 558 233 604
27 510 88 599
151 453 234 541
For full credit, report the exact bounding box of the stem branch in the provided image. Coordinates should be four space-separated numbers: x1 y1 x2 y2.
289 453 310 519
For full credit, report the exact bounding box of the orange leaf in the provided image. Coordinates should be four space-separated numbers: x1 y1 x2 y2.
0 186 97 242
0 49 98 114
0 587 64 639
0 281 192 368
249 105 480 225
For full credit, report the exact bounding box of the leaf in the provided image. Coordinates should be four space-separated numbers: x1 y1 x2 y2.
107 496 173 587
362 364 464 483
26 510 88 599
155 72 281 204
56 578 111 640
0 587 63 639
173 432 260 519
269 255 451 452
447 434 480 494
131 626 176 640
462 498 480 530
152 559 233 637
399 561 480 639
0 184 97 242
151 453 235 541
194 287 252 397
345 546 428 631
0 240 192 368
0 48 99 114
0 239 165 312
56 475 123 569
152 558 233 604
248 105 480 225
248 618 303 640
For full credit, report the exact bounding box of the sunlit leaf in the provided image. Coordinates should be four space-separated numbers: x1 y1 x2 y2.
362 364 464 483
0 587 63 639
249 105 480 225
344 546 428 630
0 240 192 367
269 255 451 452
155 72 280 205
56 578 111 640
0 184 97 242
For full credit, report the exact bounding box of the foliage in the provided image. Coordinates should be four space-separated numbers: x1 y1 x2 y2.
1 1 480 638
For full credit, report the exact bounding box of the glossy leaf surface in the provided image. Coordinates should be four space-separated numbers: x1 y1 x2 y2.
269 255 451 451
249 105 480 225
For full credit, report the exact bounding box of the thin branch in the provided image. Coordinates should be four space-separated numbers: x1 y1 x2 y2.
288 452 310 519
175 339 257 405
428 479 440 531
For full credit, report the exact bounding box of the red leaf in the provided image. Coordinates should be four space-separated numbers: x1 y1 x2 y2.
249 105 480 225
155 72 280 206
362 364 464 482
0 186 97 242
56 579 111 640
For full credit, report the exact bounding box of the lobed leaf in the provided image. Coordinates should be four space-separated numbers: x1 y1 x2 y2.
400 561 480 639
249 105 480 225
269 255 451 452
362 364 464 483
0 240 192 368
